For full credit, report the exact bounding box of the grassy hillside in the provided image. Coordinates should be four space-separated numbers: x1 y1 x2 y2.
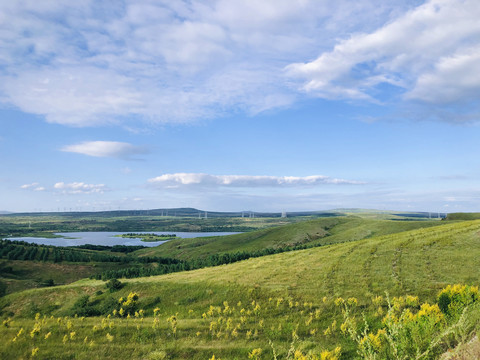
130 219 480 302
445 212 480 221
136 216 444 260
1 220 479 359
0 216 443 296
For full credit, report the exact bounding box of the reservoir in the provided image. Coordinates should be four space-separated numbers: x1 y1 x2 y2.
6 231 239 247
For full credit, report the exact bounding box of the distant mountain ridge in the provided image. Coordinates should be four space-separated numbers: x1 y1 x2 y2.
1 207 342 218
0 207 440 219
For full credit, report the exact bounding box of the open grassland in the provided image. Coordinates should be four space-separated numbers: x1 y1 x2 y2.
1 220 480 359
136 216 444 260
0 216 443 295
445 213 480 221
130 219 480 302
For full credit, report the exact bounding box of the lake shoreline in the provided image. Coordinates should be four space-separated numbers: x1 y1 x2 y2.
5 231 240 247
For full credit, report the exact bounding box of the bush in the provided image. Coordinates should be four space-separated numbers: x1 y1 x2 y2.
106 278 123 292
69 295 101 317
41 279 55 287
97 296 117 315
0 281 6 297
438 284 479 318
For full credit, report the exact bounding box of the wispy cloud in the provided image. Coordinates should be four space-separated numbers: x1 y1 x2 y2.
148 173 365 188
53 182 107 194
0 1 421 126
20 182 38 189
61 141 148 159
20 182 45 191
286 0 480 121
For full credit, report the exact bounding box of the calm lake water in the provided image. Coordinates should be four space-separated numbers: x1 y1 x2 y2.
6 231 240 247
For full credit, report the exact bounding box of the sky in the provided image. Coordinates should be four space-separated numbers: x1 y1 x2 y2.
1 0 480 213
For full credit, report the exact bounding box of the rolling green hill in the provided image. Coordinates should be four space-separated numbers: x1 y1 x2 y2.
102 219 480 303
1 219 479 359
445 212 480 221
0 216 444 297
135 216 444 260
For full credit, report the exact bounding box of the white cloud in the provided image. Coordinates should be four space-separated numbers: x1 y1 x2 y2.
61 141 148 159
0 1 421 126
21 182 39 189
53 182 107 194
20 183 46 191
408 45 480 103
148 173 365 188
3 67 142 126
286 0 480 120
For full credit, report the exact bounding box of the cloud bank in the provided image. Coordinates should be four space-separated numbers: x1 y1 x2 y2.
61 141 148 159
286 0 480 121
148 173 365 188
0 0 443 127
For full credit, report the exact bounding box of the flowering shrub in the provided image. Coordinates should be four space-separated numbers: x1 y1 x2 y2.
437 284 479 318
117 292 139 316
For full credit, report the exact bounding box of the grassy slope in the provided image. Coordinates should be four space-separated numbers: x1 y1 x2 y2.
133 219 480 301
445 212 480 221
1 219 479 359
0 260 147 295
136 216 443 260
1 216 440 295
3 218 478 315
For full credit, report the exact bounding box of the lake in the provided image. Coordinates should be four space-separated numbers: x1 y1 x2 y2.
6 231 240 247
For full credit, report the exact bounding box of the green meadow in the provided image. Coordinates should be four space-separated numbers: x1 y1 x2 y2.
136 216 443 260
1 215 480 359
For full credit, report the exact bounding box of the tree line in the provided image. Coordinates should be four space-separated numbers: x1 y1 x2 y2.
0 240 183 265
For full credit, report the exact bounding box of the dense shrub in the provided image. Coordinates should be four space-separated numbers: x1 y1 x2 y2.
105 278 124 292
438 284 479 318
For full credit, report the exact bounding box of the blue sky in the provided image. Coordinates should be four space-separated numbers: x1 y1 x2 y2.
1 0 480 213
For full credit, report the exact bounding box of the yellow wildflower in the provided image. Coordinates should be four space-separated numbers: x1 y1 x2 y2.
31 347 39 357
248 348 262 359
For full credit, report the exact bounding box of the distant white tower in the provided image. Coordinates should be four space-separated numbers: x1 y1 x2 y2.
281 211 287 218
205 212 208 219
